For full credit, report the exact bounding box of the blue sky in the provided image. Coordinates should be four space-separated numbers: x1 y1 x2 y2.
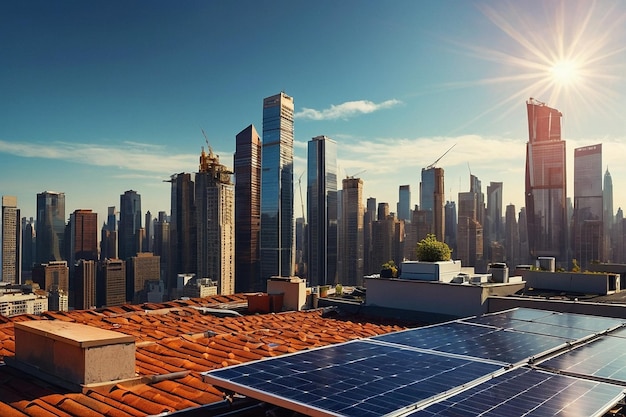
2 0 626 225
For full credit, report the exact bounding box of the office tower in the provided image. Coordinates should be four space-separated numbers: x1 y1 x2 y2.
32 261 69 292
525 98 567 265
518 207 530 264
443 201 457 257
486 182 503 244
615 208 625 263
69 209 98 265
97 258 126 307
234 124 262 292
36 191 65 263
196 146 235 295
21 217 34 275
127 253 161 303
572 144 603 269
2 196 21 284
307 136 338 287
397 185 411 223
119 190 142 261
420 167 445 242
505 204 520 268
168 173 196 292
340 177 364 286
363 197 377 275
74 259 96 310
260 92 295 280
603 168 614 261
153 211 170 282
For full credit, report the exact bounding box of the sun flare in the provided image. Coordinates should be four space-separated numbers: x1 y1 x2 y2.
550 59 580 86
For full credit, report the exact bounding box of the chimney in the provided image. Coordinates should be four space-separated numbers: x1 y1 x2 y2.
13 321 135 387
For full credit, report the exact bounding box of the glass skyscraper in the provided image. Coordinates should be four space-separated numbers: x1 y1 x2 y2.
119 190 142 261
419 167 445 242
572 144 603 268
525 98 567 264
307 135 338 287
260 92 295 279
397 185 411 223
234 124 262 292
36 191 65 263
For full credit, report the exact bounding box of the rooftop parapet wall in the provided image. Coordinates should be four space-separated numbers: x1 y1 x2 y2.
521 270 620 295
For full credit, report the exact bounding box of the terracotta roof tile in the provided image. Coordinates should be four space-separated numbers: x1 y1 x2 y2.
0 293 410 416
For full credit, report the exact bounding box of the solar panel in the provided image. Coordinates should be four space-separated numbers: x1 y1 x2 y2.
374 321 568 365
533 312 624 332
405 367 624 417
463 307 555 326
540 334 626 384
203 340 503 417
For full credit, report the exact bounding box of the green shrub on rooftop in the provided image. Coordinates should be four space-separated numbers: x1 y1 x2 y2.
416 234 452 262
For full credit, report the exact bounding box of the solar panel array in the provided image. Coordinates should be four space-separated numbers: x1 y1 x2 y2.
202 308 626 417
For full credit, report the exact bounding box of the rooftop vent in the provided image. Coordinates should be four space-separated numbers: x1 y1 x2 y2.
13 321 135 387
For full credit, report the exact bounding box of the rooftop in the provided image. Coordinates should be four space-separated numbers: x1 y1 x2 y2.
0 294 409 416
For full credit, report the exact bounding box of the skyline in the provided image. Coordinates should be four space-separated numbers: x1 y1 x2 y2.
2 1 626 224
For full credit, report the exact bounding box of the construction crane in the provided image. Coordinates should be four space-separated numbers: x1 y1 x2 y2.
346 169 366 179
201 128 213 155
426 143 456 170
297 171 306 223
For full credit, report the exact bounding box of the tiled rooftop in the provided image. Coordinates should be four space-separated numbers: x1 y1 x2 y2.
0 294 408 416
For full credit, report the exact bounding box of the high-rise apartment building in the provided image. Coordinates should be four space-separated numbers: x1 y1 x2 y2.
196 146 235 295
119 190 142 261
420 167 445 242
32 261 69 292
572 144 603 268
340 178 364 286
2 196 20 284
397 185 411 223
234 124 262 292
525 98 567 265
127 252 161 303
260 92 295 280
307 136 338 287
36 191 65 263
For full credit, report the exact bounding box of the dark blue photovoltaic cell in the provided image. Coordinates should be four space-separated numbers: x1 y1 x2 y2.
374 321 568 365
405 367 624 417
541 335 626 383
204 340 502 417
498 320 593 340
533 312 624 332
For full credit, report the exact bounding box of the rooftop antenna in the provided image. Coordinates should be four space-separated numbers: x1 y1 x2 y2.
427 143 456 169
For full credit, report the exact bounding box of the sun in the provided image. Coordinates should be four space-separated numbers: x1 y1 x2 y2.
550 59 580 86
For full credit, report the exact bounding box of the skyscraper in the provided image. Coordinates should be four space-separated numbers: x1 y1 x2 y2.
457 179 483 267
364 197 377 274
397 185 411 223
118 190 142 261
260 92 295 280
100 206 117 260
505 204 520 268
419 167 445 242
196 146 235 295
36 191 65 263
572 144 603 268
153 211 170 282
486 182 503 244
444 201 457 257
525 98 567 264
234 124 262 292
2 196 21 284
603 167 614 261
168 173 196 291
307 136 338 287
69 209 98 265
340 177 364 286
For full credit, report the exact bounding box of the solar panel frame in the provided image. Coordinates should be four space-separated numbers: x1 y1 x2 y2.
404 367 625 417
373 321 570 366
202 339 504 417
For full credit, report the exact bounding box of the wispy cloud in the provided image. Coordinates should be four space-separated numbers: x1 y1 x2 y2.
295 99 402 120
0 139 197 174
